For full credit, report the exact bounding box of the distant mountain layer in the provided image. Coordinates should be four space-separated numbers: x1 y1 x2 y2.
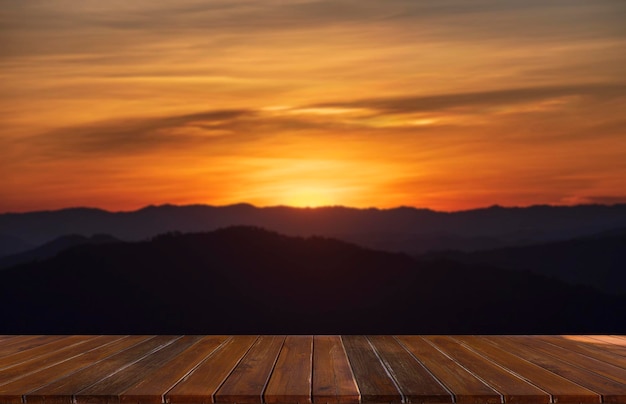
419 232 626 295
1 227 623 334
1 203 626 255
0 234 32 257
0 234 120 270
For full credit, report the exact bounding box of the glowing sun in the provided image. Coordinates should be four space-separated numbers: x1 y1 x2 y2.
285 186 336 208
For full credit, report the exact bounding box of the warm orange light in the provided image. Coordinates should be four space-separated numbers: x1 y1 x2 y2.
284 186 336 208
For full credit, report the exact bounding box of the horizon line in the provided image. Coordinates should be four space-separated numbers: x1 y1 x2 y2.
2 201 626 216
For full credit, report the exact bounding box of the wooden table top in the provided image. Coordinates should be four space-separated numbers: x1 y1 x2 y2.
0 335 624 404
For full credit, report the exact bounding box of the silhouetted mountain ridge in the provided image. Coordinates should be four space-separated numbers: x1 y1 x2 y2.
2 203 626 256
0 234 120 270
1 226 623 334
420 232 626 295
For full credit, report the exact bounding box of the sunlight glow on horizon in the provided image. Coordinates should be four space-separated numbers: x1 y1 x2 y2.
1 1 625 213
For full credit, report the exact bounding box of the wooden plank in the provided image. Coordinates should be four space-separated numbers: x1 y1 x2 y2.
586 335 626 346
537 336 626 368
166 335 257 404
455 336 600 403
368 335 452 403
424 336 549 404
341 335 402 403
512 336 626 385
483 336 626 404
75 336 210 404
264 336 313 404
583 335 626 356
120 336 228 404
26 336 178 404
0 336 145 404
0 336 17 344
312 336 359 404
0 335 95 372
396 336 501 404
0 335 67 360
214 335 285 404
0 335 119 387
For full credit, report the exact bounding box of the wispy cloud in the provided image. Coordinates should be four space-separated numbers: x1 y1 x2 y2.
315 83 626 114
24 82 626 158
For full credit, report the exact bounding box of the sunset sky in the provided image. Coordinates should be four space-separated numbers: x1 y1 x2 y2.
1 0 625 212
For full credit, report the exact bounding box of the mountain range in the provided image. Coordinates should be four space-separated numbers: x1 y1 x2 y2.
2 203 626 256
1 226 624 334
420 231 626 295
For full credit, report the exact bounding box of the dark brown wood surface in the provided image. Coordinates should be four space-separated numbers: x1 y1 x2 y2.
0 336 103 388
0 336 145 404
396 336 501 404
511 336 626 385
0 336 66 358
312 336 359 404
341 335 402 403
368 335 452 403
75 336 204 404
121 336 228 404
534 335 626 369
264 336 313 404
26 336 176 404
0 335 93 373
484 336 626 404
215 336 285 404
582 335 626 357
0 335 624 404
454 336 600 403
424 336 550 404
166 335 257 403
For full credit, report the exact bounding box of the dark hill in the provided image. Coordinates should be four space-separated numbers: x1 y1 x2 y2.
420 232 626 295
0 227 623 334
0 234 32 257
0 234 120 270
2 204 626 255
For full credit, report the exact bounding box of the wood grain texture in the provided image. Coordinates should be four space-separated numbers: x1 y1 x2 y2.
536 336 626 369
312 336 359 404
484 336 626 404
120 336 228 404
341 335 401 403
396 336 501 404
0 336 17 345
424 336 549 404
0 335 624 404
512 336 626 385
454 336 600 403
0 336 119 386
264 336 313 404
75 336 206 404
166 335 257 404
0 336 141 404
215 335 285 404
368 336 452 403
583 335 626 357
0 336 66 358
26 336 176 404
0 335 92 372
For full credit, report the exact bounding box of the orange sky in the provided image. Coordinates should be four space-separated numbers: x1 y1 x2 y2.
1 0 625 212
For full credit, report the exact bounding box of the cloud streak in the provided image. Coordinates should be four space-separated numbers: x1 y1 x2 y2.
23 82 626 158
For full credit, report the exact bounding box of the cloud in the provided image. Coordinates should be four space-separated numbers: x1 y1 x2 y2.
25 81 626 158
31 109 254 155
314 83 626 114
1 0 625 60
